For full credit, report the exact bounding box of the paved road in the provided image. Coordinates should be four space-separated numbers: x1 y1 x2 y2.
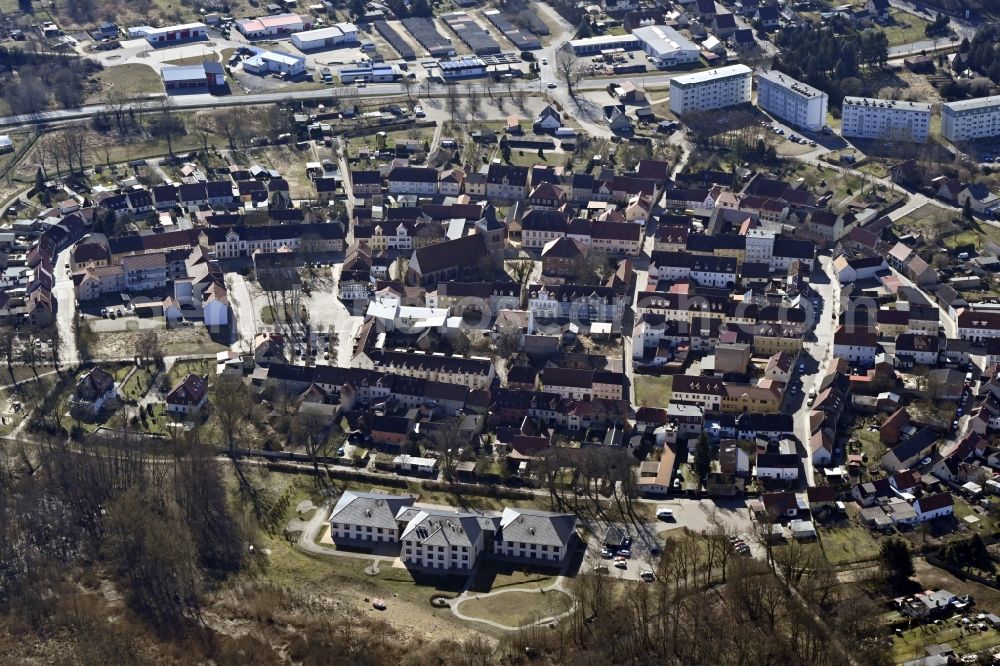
52 247 80 367
791 255 841 488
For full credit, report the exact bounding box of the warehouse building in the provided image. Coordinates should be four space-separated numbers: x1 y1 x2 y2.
291 23 359 50
569 33 641 55
338 62 401 84
439 56 487 79
483 9 541 50
373 20 416 60
401 17 455 57
138 22 207 46
669 64 752 115
755 69 828 132
631 25 699 68
242 49 307 77
161 61 226 93
441 11 500 55
942 95 1000 143
236 13 309 38
841 97 931 143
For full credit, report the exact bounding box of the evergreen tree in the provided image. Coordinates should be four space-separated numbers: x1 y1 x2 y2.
694 433 712 483
880 537 914 581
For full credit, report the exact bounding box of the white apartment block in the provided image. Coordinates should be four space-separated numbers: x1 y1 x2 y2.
755 70 828 132
942 95 1000 142
841 97 931 143
669 64 752 115
399 508 484 571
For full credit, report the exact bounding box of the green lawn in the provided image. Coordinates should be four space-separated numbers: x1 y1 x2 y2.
635 375 673 409
120 366 157 401
879 10 934 47
455 589 573 627
818 525 882 566
953 498 997 535
167 359 214 386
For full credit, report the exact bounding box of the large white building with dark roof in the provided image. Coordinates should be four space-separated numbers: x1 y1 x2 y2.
398 507 485 570
755 69 828 132
941 95 1000 142
328 491 416 543
496 508 577 562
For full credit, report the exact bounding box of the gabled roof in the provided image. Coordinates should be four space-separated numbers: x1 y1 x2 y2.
329 491 415 530
498 508 576 548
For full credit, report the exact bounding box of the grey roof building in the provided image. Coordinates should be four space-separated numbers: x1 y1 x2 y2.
328 491 415 543
496 508 577 562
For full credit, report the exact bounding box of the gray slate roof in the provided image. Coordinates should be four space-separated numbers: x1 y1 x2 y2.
498 508 576 548
329 491 415 530
398 507 483 548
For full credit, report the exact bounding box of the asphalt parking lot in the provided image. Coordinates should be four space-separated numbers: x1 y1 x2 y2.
582 499 757 581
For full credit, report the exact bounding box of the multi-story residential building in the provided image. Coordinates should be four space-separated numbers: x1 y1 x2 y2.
539 367 625 401
122 252 168 291
841 97 931 143
398 507 484 571
958 309 1000 342
356 349 495 390
486 164 529 202
941 95 1000 142
649 251 738 288
541 236 587 277
520 209 567 250
350 170 382 198
755 69 829 132
495 508 577 562
387 167 438 196
589 220 643 254
73 264 125 301
669 64 752 115
208 223 345 259
527 284 624 326
671 375 725 411
328 491 415 544
833 326 879 365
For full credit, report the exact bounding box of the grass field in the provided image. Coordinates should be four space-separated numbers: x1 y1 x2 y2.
86 64 163 102
635 375 673 409
455 589 573 627
818 524 882 566
880 10 934 47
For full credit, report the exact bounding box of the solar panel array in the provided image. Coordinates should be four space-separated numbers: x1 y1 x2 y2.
401 17 454 57
482 9 541 51
373 20 416 60
441 12 500 56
